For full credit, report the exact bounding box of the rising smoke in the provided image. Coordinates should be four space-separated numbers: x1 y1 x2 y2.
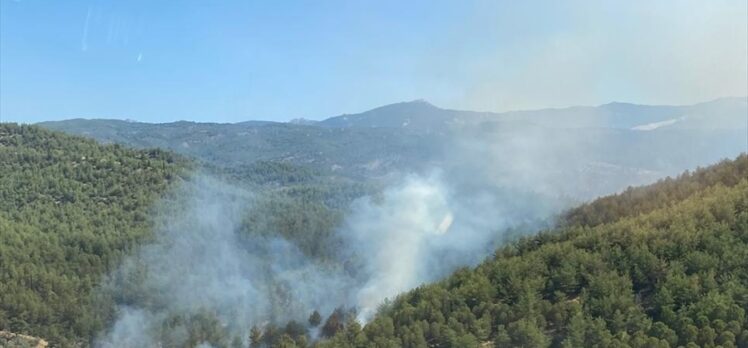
96 176 355 347
96 123 664 347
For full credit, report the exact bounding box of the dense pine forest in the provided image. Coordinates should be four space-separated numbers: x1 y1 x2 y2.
311 155 748 348
0 124 365 346
0 124 185 345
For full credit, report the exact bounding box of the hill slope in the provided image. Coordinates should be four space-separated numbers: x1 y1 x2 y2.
313 154 748 348
0 124 184 346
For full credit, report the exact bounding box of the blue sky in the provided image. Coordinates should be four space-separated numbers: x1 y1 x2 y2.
1 0 746 123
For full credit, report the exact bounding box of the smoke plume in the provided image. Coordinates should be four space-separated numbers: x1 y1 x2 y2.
96 122 682 346
96 176 354 347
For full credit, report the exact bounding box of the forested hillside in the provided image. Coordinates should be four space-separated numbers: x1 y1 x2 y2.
563 156 748 227
308 155 748 348
38 118 444 179
0 124 185 345
0 124 370 347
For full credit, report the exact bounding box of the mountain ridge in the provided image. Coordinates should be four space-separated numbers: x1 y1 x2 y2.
34 96 748 129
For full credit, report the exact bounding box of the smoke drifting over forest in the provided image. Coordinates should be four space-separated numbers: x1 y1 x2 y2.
95 125 693 347
96 177 354 347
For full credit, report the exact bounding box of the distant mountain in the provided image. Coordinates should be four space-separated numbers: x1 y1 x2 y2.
318 99 484 131
38 98 747 188
318 97 747 131
288 118 319 126
666 97 748 130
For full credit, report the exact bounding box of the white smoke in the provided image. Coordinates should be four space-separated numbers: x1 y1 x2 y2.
96 175 355 347
340 170 560 322
96 121 672 345
342 174 454 321
338 121 666 321
96 166 559 346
